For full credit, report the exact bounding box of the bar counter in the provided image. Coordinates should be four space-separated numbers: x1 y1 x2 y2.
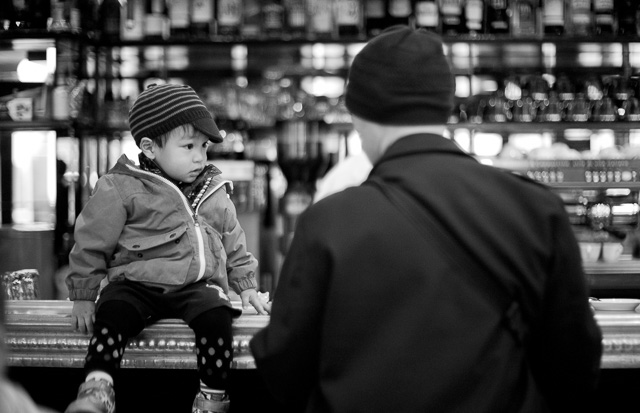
4 300 640 412
3 299 640 369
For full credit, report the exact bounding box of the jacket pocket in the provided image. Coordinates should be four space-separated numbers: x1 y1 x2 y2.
118 225 192 286
202 223 224 279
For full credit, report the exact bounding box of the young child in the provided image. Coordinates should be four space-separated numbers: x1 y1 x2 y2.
64 84 269 413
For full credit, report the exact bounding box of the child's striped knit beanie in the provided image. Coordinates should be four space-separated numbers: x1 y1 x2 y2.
128 83 222 147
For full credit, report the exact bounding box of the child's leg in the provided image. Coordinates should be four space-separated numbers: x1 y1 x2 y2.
85 299 146 379
66 300 145 413
189 307 234 413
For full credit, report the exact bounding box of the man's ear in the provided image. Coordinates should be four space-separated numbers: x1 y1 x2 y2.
140 137 156 159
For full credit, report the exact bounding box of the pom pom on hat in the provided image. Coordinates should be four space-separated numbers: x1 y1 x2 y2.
128 83 222 147
345 25 455 125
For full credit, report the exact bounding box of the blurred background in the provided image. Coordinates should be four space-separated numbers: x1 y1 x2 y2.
2 0 640 300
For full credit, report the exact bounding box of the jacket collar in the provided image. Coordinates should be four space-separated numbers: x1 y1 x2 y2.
372 133 473 172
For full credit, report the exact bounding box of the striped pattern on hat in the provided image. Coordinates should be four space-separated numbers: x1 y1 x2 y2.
128 83 222 146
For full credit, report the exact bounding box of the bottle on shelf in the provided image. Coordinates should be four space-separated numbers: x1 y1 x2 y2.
593 0 614 35
335 0 364 38
99 0 122 41
241 0 261 38
144 0 169 40
284 0 306 39
306 0 335 40
483 90 511 123
0 1 12 30
615 0 638 36
567 0 593 36
386 0 412 27
80 0 100 38
66 0 81 33
542 0 565 35
485 0 509 34
49 1 71 32
565 92 591 122
464 0 483 35
591 96 617 122
121 0 144 40
364 0 386 37
168 0 191 39
52 72 70 121
440 0 464 35
510 0 537 37
32 0 52 30
190 0 214 39
413 0 439 33
12 0 32 29
216 0 242 38
538 90 563 122
262 0 286 38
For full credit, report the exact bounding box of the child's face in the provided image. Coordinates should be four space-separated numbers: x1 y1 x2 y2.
151 126 209 183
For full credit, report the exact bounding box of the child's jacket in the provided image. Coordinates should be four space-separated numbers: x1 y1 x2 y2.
66 155 258 302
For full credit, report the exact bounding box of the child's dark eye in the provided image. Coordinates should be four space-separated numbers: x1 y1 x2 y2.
186 144 194 149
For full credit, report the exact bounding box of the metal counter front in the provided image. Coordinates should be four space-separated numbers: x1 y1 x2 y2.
3 300 640 370
3 300 269 370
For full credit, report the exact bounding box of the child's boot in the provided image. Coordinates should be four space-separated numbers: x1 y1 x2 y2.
65 379 115 413
192 391 230 413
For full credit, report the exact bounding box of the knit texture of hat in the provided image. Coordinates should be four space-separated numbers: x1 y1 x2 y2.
345 25 455 125
128 83 222 146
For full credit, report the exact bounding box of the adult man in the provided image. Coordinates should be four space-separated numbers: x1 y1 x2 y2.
250 26 602 412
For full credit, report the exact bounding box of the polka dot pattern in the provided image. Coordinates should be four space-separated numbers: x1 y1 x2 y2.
85 325 127 374
195 334 233 388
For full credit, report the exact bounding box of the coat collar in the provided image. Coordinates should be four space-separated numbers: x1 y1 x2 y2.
372 133 474 172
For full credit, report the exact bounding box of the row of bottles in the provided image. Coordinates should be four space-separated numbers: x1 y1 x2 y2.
3 1 640 40
453 73 640 124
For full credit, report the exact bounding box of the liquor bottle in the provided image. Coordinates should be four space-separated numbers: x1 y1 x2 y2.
284 0 306 39
216 0 242 38
336 0 363 38
306 0 335 40
31 0 52 30
464 0 483 35
121 0 144 40
12 0 32 29
241 0 262 38
262 0 285 38
99 0 122 41
486 0 509 34
512 89 535 122
510 0 537 37
168 0 190 38
144 0 169 40
593 0 614 35
542 0 565 35
568 0 592 36
69 0 81 33
386 0 412 26
414 0 439 32
52 73 70 121
364 0 386 36
49 1 71 32
440 0 464 35
190 0 214 38
81 0 100 38
1 1 14 30
616 0 639 36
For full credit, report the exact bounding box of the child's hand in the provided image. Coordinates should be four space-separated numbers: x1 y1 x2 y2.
71 300 96 334
240 289 271 315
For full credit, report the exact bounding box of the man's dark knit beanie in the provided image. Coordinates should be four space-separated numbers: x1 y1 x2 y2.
128 83 222 147
345 25 455 125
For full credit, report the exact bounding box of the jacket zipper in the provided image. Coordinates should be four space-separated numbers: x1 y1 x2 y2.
125 164 230 282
